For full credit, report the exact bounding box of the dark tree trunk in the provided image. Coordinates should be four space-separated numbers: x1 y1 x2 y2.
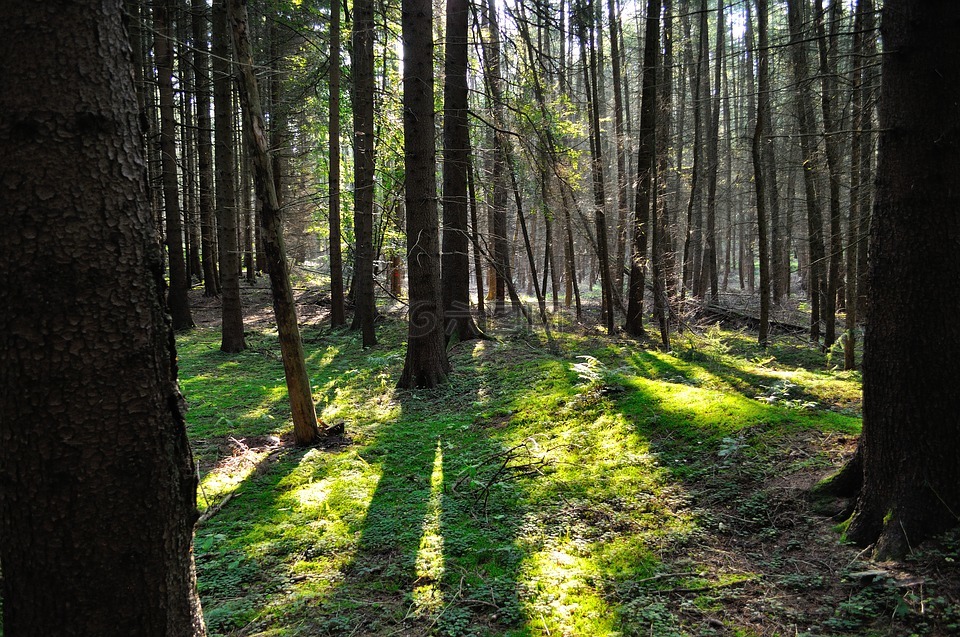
228 0 321 445
0 1 206 633
752 0 772 347
698 0 721 302
351 0 377 346
787 0 827 345
826 0 960 559
155 0 194 330
212 0 246 352
608 0 628 297
814 0 844 347
398 0 450 389
329 0 346 327
626 0 661 337
441 0 483 342
578 0 615 333
193 0 220 297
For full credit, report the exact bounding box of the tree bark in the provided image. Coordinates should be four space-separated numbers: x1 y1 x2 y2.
351 0 378 345
837 0 960 558
212 0 246 352
398 0 450 388
441 0 483 342
329 0 346 327
228 0 321 445
155 0 195 330
0 1 206 633
192 0 220 296
752 0 772 347
626 0 661 337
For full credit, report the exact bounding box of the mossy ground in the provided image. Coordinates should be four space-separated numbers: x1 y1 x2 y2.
180 283 959 637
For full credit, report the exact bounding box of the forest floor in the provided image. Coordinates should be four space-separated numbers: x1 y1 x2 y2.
181 276 960 637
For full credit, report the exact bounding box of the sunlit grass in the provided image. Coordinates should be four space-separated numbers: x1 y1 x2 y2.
178 320 864 636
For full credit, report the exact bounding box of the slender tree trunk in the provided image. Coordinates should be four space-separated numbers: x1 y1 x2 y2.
228 0 321 445
815 0 843 347
397 0 450 388
467 151 487 326
155 0 194 330
608 0 629 297
626 0 661 337
0 1 207 631
192 0 219 296
578 0 615 333
787 0 826 344
699 0 723 302
329 0 346 327
752 0 772 347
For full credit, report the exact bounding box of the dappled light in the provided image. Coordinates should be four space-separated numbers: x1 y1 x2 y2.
173 314 944 637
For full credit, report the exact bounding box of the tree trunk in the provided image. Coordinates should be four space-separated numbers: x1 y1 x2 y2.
351 0 378 346
626 0 661 337
578 0 616 333
192 0 219 296
814 0 844 347
398 0 450 388
212 0 246 352
752 0 772 347
228 0 321 445
329 0 346 327
155 0 194 330
787 0 827 345
608 0 628 297
0 1 206 632
831 0 960 558
441 0 483 342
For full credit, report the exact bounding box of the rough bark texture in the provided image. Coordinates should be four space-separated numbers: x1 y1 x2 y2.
228 0 320 445
212 0 246 353
752 0 772 348
398 0 450 388
0 2 206 634
842 0 960 558
351 0 378 346
328 0 346 327
441 0 483 343
193 0 220 296
626 0 660 336
155 0 195 330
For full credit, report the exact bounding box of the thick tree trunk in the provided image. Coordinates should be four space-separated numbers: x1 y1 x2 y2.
0 1 206 633
351 0 378 346
397 0 450 388
832 0 960 558
329 0 346 327
212 0 246 353
626 0 661 337
155 0 194 330
441 0 483 343
228 0 320 445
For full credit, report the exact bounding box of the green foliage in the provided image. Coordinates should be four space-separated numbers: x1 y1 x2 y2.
172 318 958 636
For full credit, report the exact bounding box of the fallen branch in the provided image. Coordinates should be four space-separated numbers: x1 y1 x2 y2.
197 492 234 526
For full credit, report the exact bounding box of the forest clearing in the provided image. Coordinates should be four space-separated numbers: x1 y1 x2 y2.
180 283 959 636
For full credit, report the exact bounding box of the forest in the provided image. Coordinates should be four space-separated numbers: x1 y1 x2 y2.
1 0 959 635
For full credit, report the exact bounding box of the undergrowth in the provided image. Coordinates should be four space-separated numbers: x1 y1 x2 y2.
176 313 957 637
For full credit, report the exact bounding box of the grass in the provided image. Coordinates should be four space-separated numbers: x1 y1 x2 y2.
178 309 957 636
